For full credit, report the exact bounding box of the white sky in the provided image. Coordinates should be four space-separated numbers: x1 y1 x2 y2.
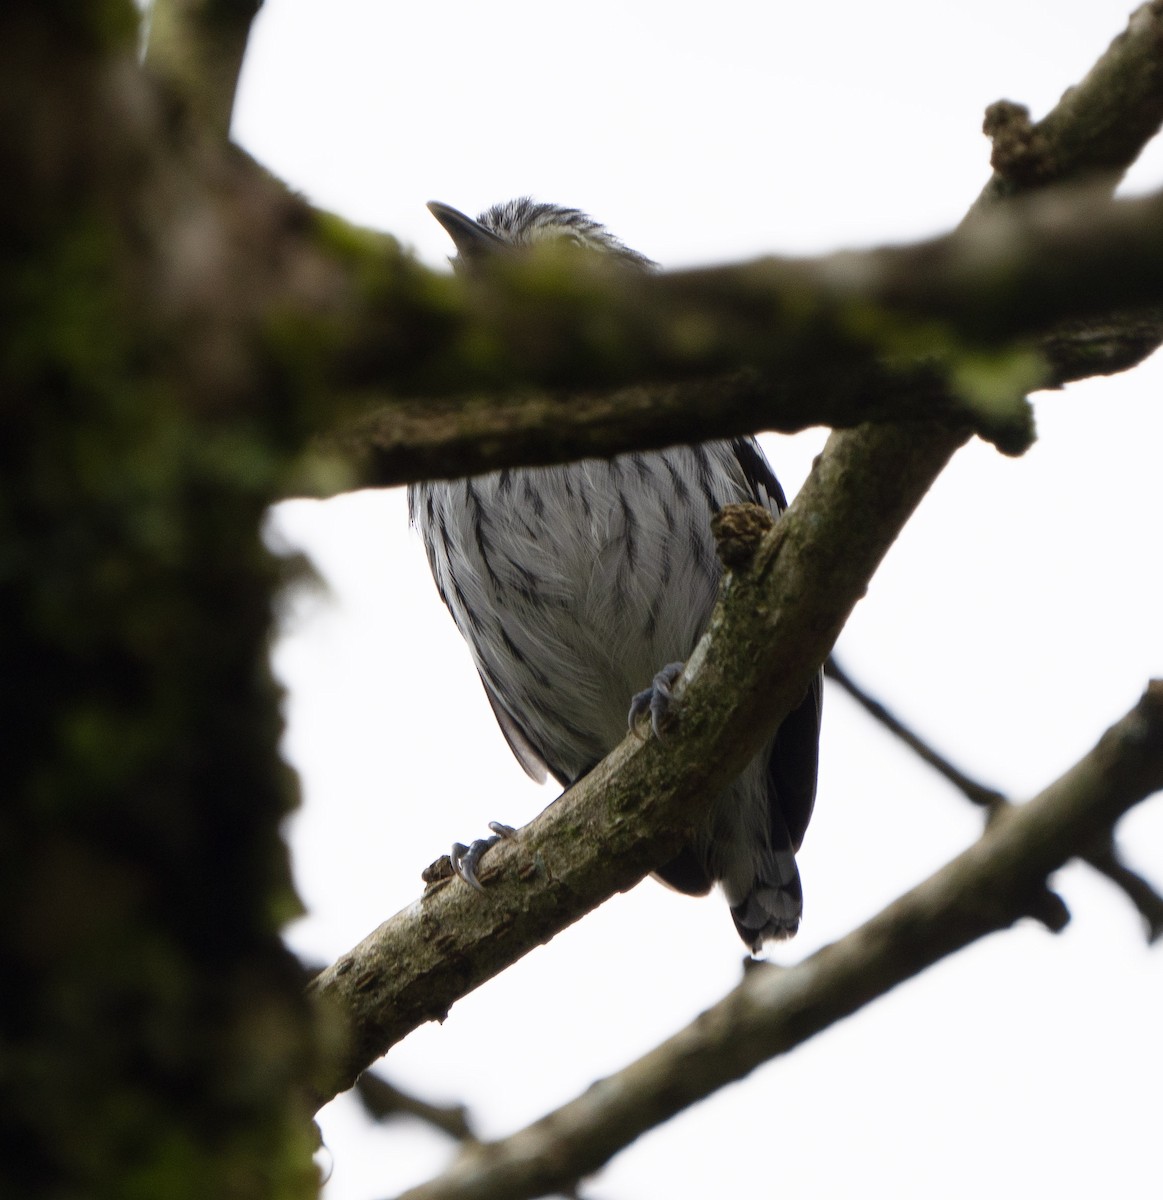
231 2 1163 1196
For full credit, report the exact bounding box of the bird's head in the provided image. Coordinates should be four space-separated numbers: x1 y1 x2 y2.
427 197 655 272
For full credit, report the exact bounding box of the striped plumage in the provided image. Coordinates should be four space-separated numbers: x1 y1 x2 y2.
410 199 822 949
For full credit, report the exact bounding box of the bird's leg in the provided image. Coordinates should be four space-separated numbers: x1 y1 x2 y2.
627 662 685 741
450 821 518 891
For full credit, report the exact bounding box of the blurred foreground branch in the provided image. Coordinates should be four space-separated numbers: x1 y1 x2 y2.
306 0 1163 485
144 0 261 139
320 182 1163 489
396 683 1163 1200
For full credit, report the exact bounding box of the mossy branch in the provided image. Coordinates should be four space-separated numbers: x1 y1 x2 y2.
316 184 1163 490
296 0 1163 484
144 0 261 140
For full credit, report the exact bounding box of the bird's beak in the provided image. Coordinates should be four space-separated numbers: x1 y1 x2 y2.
427 201 507 263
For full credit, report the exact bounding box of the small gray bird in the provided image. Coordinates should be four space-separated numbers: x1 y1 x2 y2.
411 198 822 950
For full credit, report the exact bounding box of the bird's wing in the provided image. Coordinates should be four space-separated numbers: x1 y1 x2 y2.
480 673 551 784
729 435 789 515
768 669 822 852
729 436 821 852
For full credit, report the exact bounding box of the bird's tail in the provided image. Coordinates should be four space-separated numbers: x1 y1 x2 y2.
727 849 803 951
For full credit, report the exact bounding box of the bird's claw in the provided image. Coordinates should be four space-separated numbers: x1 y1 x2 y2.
628 661 685 741
450 822 517 891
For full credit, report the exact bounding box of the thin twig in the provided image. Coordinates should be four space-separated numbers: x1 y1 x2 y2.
354 1074 475 1142
825 656 1163 940
824 656 1007 811
1079 837 1163 942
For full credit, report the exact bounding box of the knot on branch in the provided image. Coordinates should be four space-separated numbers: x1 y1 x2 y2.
421 855 454 885
711 503 774 572
983 100 1054 186
1020 883 1072 933
1129 678 1163 753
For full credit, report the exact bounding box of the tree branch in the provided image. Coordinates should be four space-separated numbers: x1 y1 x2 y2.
144 0 261 140
312 183 1163 490
393 683 1163 1200
971 0 1163 208
296 0 1163 487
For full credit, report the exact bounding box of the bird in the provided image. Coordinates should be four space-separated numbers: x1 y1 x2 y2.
410 197 822 950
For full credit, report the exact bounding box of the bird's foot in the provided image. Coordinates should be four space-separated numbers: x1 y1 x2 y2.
450 821 517 891
628 662 685 741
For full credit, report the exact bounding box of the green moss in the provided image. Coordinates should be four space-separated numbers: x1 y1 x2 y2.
2 116 318 1200
32 1 140 50
948 347 1044 453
